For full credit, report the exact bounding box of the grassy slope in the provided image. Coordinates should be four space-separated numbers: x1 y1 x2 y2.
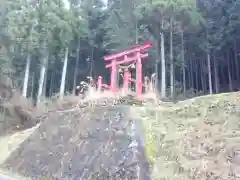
134 92 240 180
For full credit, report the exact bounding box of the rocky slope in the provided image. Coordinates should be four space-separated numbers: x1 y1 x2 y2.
0 99 149 180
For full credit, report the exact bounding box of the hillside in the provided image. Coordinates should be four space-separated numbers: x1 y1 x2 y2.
0 98 149 180
0 93 239 179
135 92 240 180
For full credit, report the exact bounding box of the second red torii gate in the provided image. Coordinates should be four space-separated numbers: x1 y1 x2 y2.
103 42 152 98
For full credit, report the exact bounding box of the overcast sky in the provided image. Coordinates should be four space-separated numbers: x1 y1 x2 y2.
102 0 107 4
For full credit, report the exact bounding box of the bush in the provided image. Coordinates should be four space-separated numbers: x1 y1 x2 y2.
0 87 34 135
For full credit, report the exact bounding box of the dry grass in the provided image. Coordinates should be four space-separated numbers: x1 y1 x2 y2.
0 91 34 135
0 86 143 136
0 125 39 164
133 92 240 180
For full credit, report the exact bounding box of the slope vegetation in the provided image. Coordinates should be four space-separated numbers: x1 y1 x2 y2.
135 92 240 180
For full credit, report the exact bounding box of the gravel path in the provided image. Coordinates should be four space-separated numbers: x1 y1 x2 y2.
0 105 150 180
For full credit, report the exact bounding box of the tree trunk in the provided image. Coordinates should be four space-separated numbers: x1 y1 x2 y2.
220 61 226 88
22 22 35 97
31 72 35 99
135 13 138 45
160 19 166 98
213 55 219 93
37 53 49 105
227 51 233 91
206 28 213 94
169 17 174 99
50 71 54 96
155 59 159 92
189 59 194 89
200 59 206 92
22 53 31 97
60 47 69 99
72 39 80 94
90 46 94 77
207 52 212 94
42 65 48 99
180 27 186 96
155 38 160 92
234 41 239 81
195 59 199 90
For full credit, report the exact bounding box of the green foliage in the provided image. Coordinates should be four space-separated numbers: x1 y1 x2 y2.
1 0 240 98
104 0 141 52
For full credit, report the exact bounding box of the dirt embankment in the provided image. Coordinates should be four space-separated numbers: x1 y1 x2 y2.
2 88 239 180
0 97 150 180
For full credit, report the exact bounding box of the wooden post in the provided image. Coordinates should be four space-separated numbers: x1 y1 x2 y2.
123 69 130 92
144 76 149 93
110 59 117 92
97 76 102 92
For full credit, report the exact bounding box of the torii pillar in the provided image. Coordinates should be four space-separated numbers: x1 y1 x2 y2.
110 59 117 92
136 50 142 98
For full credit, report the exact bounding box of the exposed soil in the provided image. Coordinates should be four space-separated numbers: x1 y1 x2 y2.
0 103 150 180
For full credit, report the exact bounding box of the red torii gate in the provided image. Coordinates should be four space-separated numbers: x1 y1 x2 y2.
103 42 152 99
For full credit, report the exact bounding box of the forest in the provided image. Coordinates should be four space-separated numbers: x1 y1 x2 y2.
1 0 240 104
